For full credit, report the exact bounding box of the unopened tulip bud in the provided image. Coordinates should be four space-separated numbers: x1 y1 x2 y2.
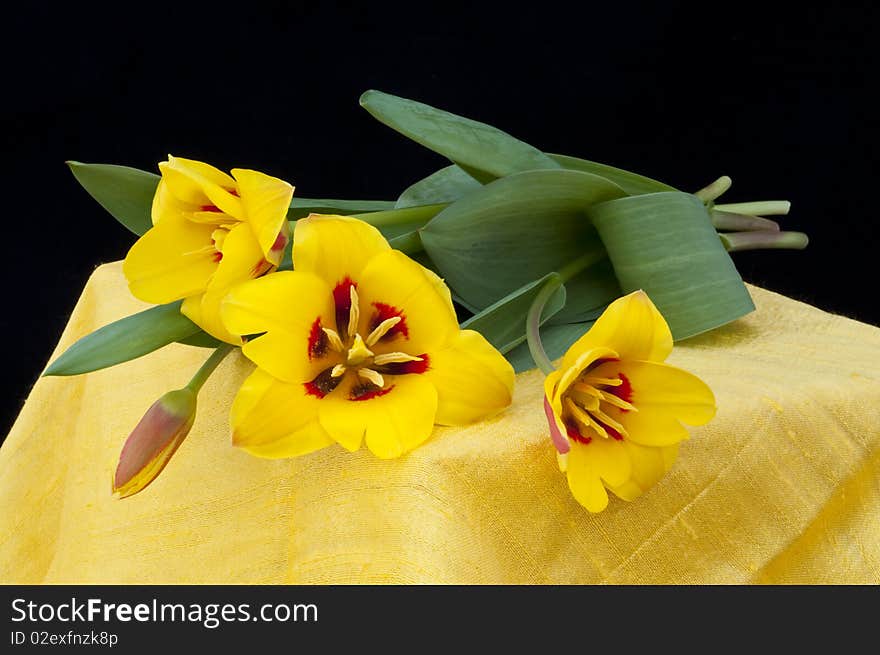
112 388 197 498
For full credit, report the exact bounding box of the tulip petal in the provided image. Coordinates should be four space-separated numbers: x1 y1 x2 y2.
607 442 679 502
181 223 267 345
425 329 514 425
318 374 438 458
562 290 673 370
159 156 244 219
565 442 610 513
231 368 333 458
293 214 390 289
590 359 717 425
357 250 460 355
221 270 337 382
232 168 294 265
123 214 217 304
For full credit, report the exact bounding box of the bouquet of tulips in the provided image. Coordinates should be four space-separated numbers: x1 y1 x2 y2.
48 91 807 512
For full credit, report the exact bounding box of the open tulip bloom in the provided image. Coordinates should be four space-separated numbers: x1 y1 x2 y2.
49 90 808 504
222 214 514 459
541 291 716 512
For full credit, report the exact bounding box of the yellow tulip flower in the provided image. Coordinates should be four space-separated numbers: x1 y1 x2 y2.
221 214 515 459
543 291 716 512
123 156 293 344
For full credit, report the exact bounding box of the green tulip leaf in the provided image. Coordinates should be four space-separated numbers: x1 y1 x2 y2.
177 331 223 348
549 154 676 196
360 90 559 182
67 161 159 236
288 197 396 220
589 191 755 340
395 164 483 208
43 301 202 376
462 273 567 354
420 169 626 319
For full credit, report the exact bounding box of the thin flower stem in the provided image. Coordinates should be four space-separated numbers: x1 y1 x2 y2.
526 249 607 375
694 176 732 202
714 200 791 216
186 344 234 393
712 211 780 232
720 230 809 251
351 203 448 227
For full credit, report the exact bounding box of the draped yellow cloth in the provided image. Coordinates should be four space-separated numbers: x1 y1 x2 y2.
2 262 879 584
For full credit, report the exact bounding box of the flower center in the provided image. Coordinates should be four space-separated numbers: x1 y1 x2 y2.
562 367 636 444
307 282 428 400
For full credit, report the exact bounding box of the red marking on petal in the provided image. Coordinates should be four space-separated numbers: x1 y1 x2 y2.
607 372 633 407
376 354 429 376
307 317 328 360
199 204 222 212
212 251 223 263
303 381 326 398
566 419 593 445
544 396 571 454
250 260 273 278
225 187 240 197
271 231 288 252
370 302 409 340
350 384 394 401
605 425 624 441
304 368 341 399
333 277 357 333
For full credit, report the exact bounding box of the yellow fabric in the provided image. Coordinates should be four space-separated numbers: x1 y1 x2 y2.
1 262 879 584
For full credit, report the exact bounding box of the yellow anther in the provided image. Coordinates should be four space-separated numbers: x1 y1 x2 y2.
322 327 345 352
365 316 402 346
565 398 609 440
330 364 347 378
345 334 374 367
372 352 423 366
591 407 629 438
348 285 361 337
358 368 385 388
210 228 228 250
581 375 622 387
598 389 638 412
571 382 602 397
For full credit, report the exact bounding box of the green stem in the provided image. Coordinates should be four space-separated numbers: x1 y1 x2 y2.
350 203 447 227
712 211 780 232
526 249 607 375
186 344 234 393
720 231 809 252
694 175 732 202
714 200 791 216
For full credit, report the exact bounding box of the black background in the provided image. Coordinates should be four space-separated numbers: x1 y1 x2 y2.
2 2 878 438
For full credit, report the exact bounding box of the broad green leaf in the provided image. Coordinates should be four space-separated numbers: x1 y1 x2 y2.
549 154 676 196
177 332 223 348
360 90 559 182
395 165 482 208
68 161 159 236
462 274 567 354
44 301 201 376
420 169 626 319
287 197 396 220
589 191 755 340
505 321 594 373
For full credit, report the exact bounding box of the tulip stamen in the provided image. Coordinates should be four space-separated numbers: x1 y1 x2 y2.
372 352 423 366
348 285 361 338
598 389 638 412
366 316 402 346
322 327 345 352
330 364 347 378
358 368 385 388
580 376 622 388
